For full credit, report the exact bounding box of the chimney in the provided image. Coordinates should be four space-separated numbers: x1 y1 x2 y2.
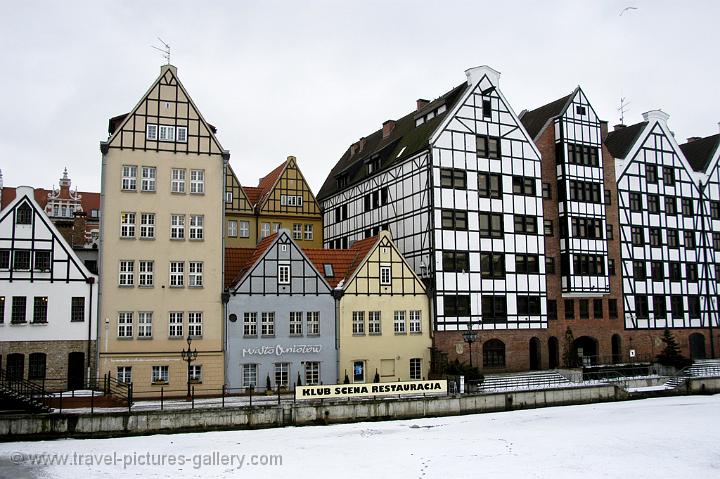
358 137 366 152
161 64 178 76
72 211 88 247
642 109 670 124
382 120 396 139
465 65 501 87
600 120 609 139
416 99 429 111
686 137 702 143
613 124 626 131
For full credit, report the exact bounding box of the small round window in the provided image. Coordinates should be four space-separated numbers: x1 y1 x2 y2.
229 313 238 323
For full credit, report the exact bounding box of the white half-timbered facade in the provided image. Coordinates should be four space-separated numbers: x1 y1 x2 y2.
318 66 548 333
0 186 98 388
608 111 717 331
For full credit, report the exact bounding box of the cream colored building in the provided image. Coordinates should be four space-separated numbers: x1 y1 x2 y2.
98 65 228 396
305 232 432 383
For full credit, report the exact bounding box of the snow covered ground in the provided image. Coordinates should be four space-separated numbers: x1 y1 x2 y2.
1 395 718 478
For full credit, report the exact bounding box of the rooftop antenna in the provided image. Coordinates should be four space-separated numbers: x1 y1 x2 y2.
151 37 171 65
618 97 630 125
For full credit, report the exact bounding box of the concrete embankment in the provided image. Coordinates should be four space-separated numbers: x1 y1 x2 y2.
1 377 718 441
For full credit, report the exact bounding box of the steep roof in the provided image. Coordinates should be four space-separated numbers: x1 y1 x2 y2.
680 134 720 173
604 122 648 159
242 186 263 207
317 82 468 200
303 236 378 288
519 92 574 140
224 247 255 288
237 159 289 208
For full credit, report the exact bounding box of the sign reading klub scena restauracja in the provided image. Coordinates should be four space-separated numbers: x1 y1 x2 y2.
295 379 447 400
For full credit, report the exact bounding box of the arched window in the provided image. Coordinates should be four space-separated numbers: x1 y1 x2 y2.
689 333 706 360
483 339 505 368
28 353 46 380
7 353 25 380
16 203 32 225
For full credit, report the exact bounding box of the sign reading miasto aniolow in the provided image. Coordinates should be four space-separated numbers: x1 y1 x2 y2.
295 380 447 400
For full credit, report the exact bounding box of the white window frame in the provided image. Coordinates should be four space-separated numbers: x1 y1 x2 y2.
227 220 238 238
146 124 157 140
171 169 186 193
189 261 203 287
140 213 155 239
261 312 275 336
380 265 392 285
117 366 132 384
409 310 422 333
293 224 302 240
120 212 136 238
275 363 290 388
169 312 183 337
189 215 204 240
352 311 365 335
138 311 153 338
305 362 320 386
119 260 134 286
121 165 137 191
171 214 185 240
261 223 271 238
243 312 257 336
307 311 320 336
118 312 133 337
151 365 169 384
158 125 175 142
410 358 422 380
278 264 290 284
138 260 154 287
189 364 202 383
394 310 406 334
190 169 205 194
304 224 313 241
141 166 156 192
170 261 184 287
289 311 303 336
188 312 203 337
176 126 188 143
368 311 381 335
242 364 257 388
239 221 250 238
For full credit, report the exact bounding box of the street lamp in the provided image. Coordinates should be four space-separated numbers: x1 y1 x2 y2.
180 335 198 400
462 326 478 368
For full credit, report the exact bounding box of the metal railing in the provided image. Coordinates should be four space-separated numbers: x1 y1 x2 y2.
0 368 51 412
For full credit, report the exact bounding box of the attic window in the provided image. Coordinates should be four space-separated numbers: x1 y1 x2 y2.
367 157 381 175
576 105 587 116
337 175 348 188
146 124 157 140
324 264 334 277
226 192 233 203
281 195 303 207
16 204 32 225
396 146 407 158
482 99 492 119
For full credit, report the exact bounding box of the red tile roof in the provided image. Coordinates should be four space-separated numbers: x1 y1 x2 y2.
224 233 279 288
241 186 263 206
1 187 100 218
304 236 379 288
238 159 288 208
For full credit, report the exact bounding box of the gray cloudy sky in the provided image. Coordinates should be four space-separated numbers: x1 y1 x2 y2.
0 0 718 194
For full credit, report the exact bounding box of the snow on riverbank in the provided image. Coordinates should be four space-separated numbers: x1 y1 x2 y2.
1 395 718 478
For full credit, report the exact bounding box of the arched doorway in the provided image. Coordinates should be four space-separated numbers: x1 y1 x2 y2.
529 337 541 370
572 336 598 366
689 333 706 360
483 339 506 368
548 337 559 369
611 334 622 364
67 352 85 390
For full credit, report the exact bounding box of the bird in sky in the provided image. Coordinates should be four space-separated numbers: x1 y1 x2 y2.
619 6 638 16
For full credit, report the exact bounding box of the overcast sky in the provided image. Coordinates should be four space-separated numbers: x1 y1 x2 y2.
0 0 717 194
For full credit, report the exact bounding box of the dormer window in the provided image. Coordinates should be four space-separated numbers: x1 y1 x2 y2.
324 264 334 277
16 204 32 225
337 175 348 188
367 157 381 175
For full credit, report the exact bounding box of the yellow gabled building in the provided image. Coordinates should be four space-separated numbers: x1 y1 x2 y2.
305 231 433 383
98 65 228 396
225 156 323 248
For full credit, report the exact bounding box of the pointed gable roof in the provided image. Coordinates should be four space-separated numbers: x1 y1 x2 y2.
680 134 720 173
224 247 255 288
104 64 226 155
317 82 468 201
604 122 648 159
303 235 379 288
519 91 575 140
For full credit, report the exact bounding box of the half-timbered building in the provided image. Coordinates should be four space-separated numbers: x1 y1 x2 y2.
98 64 229 395
606 111 718 359
225 156 323 248
317 66 548 372
305 232 432 383
225 231 337 390
0 186 98 390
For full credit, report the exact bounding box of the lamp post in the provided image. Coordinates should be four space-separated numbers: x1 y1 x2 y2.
462 327 478 368
180 335 198 400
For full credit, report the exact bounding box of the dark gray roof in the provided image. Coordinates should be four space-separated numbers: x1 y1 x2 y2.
317 82 468 200
680 134 720 173
519 92 574 140
604 122 648 159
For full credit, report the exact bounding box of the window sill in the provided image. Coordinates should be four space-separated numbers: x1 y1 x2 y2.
243 335 258 338
138 285 154 289
189 239 204 242
171 191 187 195
169 286 185 289
121 189 138 193
307 333 320 337
170 238 186 241
189 285 204 289
120 237 136 241
189 335 203 340
190 193 206 196
368 332 381 336
31 321 48 325
168 336 184 340
11 321 28 325
260 335 275 338
137 336 153 340
289 334 303 338
139 237 156 241
151 381 168 386
140 190 156 194
410 332 423 335
394 332 407 336
118 285 135 288
117 336 133 340
352 333 366 337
